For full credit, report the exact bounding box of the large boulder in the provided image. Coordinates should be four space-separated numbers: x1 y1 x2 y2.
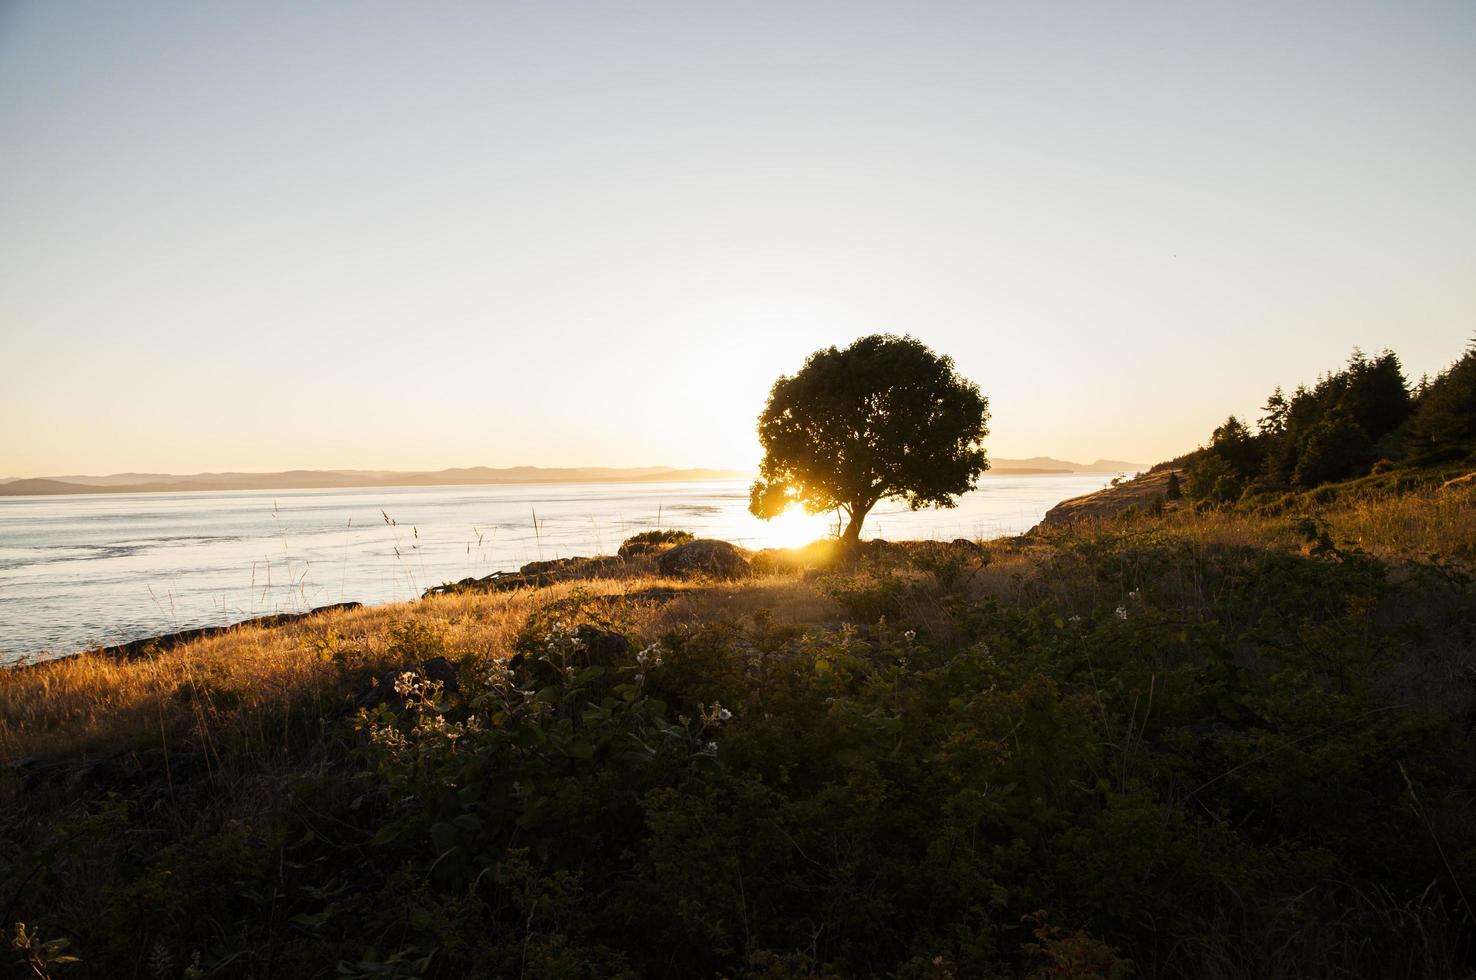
656 539 750 579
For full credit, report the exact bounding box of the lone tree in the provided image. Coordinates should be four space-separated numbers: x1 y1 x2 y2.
749 334 990 546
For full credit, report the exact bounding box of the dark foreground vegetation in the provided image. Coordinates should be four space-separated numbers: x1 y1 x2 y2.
7 339 1476 979
6 480 1476 978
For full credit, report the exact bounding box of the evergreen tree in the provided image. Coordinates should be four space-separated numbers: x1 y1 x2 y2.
1408 341 1476 450
1293 411 1372 488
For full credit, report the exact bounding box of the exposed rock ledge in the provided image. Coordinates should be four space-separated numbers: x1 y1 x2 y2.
1034 469 1184 530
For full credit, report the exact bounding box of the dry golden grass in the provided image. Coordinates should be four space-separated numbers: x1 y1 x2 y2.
6 484 1469 766
1035 483 1476 565
0 571 831 764
1326 485 1476 562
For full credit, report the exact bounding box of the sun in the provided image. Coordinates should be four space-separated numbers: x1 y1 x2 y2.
750 503 837 549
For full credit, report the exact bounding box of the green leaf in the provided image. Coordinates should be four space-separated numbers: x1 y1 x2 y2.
430 821 459 855
369 823 403 846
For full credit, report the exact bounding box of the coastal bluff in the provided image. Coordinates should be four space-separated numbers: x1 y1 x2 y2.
1034 468 1183 529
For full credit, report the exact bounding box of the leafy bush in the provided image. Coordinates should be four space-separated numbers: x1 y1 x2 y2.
617 529 694 558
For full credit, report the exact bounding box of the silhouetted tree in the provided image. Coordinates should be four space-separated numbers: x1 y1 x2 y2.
1165 471 1183 500
1185 452 1243 504
1341 349 1412 441
749 334 989 546
1409 340 1476 450
1258 387 1289 437
1209 415 1262 478
1293 410 1372 488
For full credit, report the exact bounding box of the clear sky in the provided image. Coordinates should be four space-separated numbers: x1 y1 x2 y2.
2 1 1474 476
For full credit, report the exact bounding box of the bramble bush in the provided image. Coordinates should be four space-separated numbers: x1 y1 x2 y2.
320 524 1474 977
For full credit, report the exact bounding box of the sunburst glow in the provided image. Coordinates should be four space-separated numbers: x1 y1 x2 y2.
748 504 837 550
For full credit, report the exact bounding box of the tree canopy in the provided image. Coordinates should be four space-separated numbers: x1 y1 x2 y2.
749 334 990 544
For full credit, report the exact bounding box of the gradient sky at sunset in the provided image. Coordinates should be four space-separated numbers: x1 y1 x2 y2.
2 1 1474 476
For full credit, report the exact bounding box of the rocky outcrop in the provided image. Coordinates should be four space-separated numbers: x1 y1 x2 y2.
424 556 633 597
520 556 627 578
1035 470 1183 530
656 539 751 578
91 603 364 662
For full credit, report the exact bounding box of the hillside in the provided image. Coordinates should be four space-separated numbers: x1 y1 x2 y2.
1035 468 1184 527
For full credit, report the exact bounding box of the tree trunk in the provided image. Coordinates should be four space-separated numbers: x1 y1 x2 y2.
839 500 874 550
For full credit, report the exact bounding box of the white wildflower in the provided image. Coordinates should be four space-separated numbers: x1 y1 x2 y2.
717 706 732 722
1115 605 1129 620
705 741 718 753
903 629 917 641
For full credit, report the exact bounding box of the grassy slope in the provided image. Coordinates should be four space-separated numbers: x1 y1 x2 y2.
4 481 1476 978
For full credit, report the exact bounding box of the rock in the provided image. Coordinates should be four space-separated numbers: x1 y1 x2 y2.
424 556 631 598
520 557 590 576
91 602 364 662
424 571 536 596
358 656 460 711
656 539 751 579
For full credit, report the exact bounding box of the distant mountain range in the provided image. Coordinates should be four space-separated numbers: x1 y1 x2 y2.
989 457 1145 474
0 466 747 497
0 458 1144 497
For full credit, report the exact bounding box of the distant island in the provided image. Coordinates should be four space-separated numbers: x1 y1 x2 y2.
0 457 1144 497
990 456 1145 474
0 466 747 497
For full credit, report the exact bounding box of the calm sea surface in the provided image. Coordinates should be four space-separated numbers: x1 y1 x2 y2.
0 474 1109 662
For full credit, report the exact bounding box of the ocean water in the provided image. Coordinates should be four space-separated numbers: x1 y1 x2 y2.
0 474 1109 662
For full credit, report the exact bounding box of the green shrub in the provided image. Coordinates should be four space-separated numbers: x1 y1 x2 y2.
617 529 695 558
